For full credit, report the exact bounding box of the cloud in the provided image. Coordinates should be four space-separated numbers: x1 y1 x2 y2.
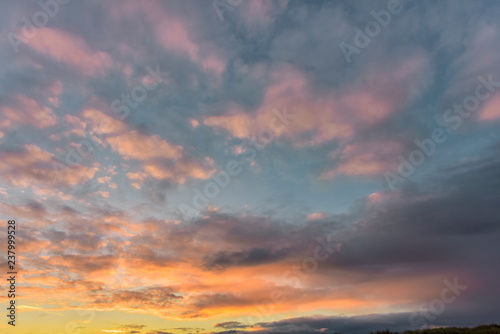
106 130 182 161
93 286 182 309
214 321 249 330
320 139 404 179
478 92 500 121
203 247 292 270
0 144 96 189
306 212 327 221
82 108 214 184
0 94 58 129
1 1 500 332
27 27 113 76
120 324 146 330
203 51 431 157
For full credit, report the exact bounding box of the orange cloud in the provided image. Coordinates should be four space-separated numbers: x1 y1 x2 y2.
144 160 213 183
0 144 96 189
83 108 213 184
1 95 58 129
83 109 127 135
107 131 182 161
84 109 183 162
204 112 253 138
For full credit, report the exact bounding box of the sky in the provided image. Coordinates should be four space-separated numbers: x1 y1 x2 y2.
0 0 500 333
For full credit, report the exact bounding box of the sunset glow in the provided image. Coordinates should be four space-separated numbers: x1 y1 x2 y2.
1 1 500 334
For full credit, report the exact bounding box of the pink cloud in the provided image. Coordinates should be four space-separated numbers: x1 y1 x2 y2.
306 212 327 221
203 65 353 146
204 53 430 149
320 140 404 179
478 92 500 121
109 1 226 76
239 0 289 33
203 55 430 181
1 95 58 129
28 27 113 76
47 80 63 106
